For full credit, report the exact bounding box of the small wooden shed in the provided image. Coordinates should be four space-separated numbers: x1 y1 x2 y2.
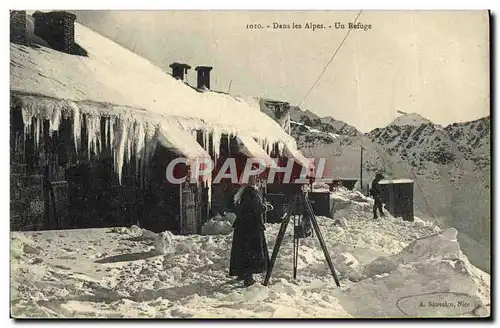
309 191 335 218
378 179 414 222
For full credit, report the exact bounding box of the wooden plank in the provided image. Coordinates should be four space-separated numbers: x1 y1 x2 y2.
180 182 201 235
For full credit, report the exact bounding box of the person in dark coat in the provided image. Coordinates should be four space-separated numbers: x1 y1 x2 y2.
370 173 386 219
229 175 269 287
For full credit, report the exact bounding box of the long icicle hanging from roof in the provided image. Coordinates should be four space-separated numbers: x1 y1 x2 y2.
70 102 81 153
212 128 221 162
115 117 129 184
86 114 101 160
18 100 144 185
135 121 145 179
49 106 61 137
16 94 296 188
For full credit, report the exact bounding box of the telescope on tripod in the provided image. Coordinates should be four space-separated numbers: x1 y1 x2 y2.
263 185 341 287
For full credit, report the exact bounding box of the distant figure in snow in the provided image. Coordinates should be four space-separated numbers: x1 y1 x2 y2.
370 173 386 219
229 175 270 287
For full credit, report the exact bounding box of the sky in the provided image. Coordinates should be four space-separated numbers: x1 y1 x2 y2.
73 10 490 132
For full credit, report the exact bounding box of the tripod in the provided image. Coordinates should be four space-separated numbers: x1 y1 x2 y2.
263 191 341 287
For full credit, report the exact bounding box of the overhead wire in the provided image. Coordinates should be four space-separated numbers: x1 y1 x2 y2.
291 8 440 225
297 10 363 108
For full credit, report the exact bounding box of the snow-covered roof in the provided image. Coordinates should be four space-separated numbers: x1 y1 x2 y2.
10 18 312 181
379 179 414 184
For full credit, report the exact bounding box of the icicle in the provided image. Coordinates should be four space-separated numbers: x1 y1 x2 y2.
87 116 91 160
34 116 41 150
140 124 151 183
203 130 208 151
206 130 210 151
114 118 130 185
49 107 61 137
109 116 116 161
207 178 212 209
131 123 137 162
88 123 92 160
212 128 221 160
265 140 271 154
278 141 285 156
142 125 158 186
104 118 109 151
96 116 102 154
70 103 81 153
93 116 99 154
124 122 130 165
94 116 101 154
86 114 98 159
125 121 134 165
135 122 145 177
21 107 33 138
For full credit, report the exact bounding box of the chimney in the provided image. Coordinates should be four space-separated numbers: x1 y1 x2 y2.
32 11 76 54
195 66 213 90
10 10 27 45
169 62 191 81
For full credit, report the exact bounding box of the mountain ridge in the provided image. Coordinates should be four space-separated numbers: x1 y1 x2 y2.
259 100 491 272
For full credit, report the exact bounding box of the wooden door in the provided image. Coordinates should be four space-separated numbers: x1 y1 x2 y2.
180 182 201 234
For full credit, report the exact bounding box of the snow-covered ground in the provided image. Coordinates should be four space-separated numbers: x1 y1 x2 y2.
10 189 490 318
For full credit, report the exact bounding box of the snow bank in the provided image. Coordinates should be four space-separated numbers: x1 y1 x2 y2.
330 188 372 216
201 213 236 235
335 228 490 317
10 188 490 318
11 232 40 264
108 225 175 255
154 231 175 255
